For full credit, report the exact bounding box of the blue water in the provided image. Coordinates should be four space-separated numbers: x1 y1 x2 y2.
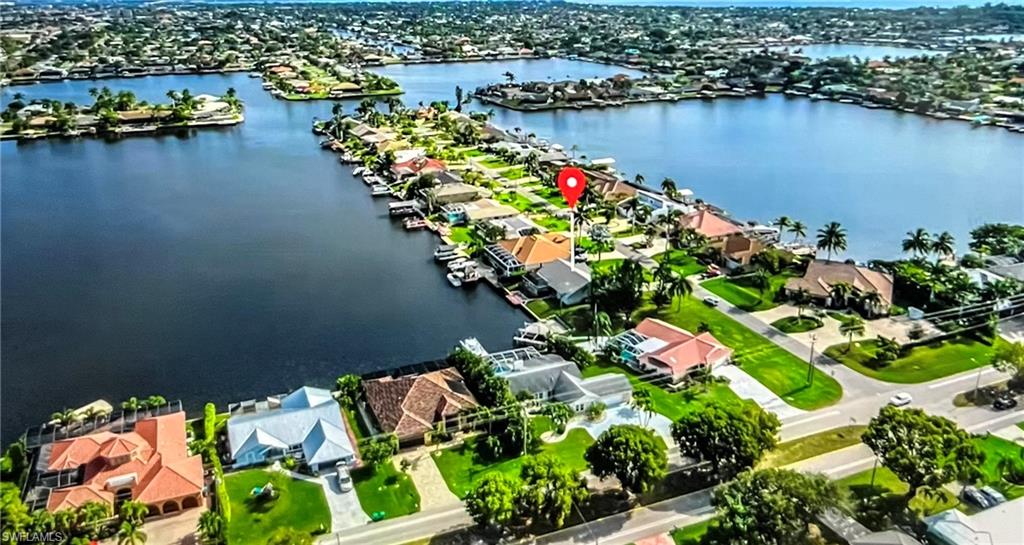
571 0 1024 7
745 43 944 60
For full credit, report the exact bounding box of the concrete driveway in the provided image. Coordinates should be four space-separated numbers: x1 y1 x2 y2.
318 468 370 532
714 364 806 420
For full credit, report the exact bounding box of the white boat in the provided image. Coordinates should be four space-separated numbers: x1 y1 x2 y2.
404 218 427 230
435 251 463 262
447 258 470 272
434 244 458 258
353 166 365 176
461 267 481 283
446 272 463 287
371 185 390 196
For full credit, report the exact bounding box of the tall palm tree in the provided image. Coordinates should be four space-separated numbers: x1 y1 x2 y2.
633 173 645 186
789 220 807 242
902 228 932 258
669 275 693 309
839 317 866 351
751 269 772 301
657 208 683 255
816 222 848 261
593 311 612 341
117 520 147 545
660 177 677 199
931 231 956 259
51 408 79 429
119 500 149 526
861 291 884 317
773 216 792 241
829 281 854 308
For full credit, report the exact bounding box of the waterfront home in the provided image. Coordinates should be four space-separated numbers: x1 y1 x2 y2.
487 348 632 412
680 209 744 246
443 198 518 225
608 318 731 384
924 499 1024 545
427 182 487 205
522 259 592 306
363 367 478 442
721 233 769 270
489 216 542 239
485 233 572 278
225 386 356 472
42 412 204 516
391 157 447 179
634 189 694 221
784 260 894 316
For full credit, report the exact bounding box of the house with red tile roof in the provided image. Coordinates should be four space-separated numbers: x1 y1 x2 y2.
608 318 731 384
391 157 447 179
45 412 204 516
363 368 478 442
680 209 744 244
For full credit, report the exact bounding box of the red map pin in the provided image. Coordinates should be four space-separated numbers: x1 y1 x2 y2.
557 167 587 209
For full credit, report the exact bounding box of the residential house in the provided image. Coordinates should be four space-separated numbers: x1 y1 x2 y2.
43 412 204 516
608 318 731 383
226 386 356 472
443 198 518 225
391 157 447 179
363 368 478 442
428 183 486 205
680 209 744 249
784 260 894 316
721 233 768 270
924 499 1024 545
488 349 632 412
485 233 572 277
522 259 591 306
634 189 693 221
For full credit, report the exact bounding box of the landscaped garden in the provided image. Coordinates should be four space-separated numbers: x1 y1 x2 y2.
581 359 752 421
352 460 421 520
701 271 797 312
637 295 843 410
836 465 959 526
495 191 537 213
653 250 706 277
760 425 866 468
771 315 823 334
479 157 512 169
432 424 594 498
823 336 996 383
225 469 331 545
973 434 1024 500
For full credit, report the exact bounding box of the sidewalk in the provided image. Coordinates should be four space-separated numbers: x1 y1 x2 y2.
395 448 461 510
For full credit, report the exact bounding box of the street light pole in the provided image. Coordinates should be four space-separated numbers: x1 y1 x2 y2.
807 334 818 386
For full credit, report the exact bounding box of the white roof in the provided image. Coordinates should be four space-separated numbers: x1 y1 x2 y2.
926 498 1024 545
635 337 669 354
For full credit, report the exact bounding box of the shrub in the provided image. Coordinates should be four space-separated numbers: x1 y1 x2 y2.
203 403 217 442
999 457 1024 485
586 402 606 422
546 336 596 369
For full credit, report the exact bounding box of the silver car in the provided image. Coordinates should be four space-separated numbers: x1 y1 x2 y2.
336 467 353 492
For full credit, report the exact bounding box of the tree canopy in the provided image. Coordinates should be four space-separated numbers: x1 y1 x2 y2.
585 424 667 495
671 402 780 480
465 472 521 529
862 405 983 497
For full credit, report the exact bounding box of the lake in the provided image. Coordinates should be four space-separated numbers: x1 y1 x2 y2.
3 58 1023 442
0 73 533 443
748 43 944 60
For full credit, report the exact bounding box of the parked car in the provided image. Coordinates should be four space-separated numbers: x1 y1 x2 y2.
703 296 721 307
993 395 1018 411
889 392 913 407
979 486 1006 506
961 485 993 509
336 466 353 492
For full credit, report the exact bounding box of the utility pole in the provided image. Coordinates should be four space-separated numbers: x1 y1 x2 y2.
806 333 818 385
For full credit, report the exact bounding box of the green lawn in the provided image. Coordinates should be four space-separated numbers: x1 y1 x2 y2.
343 405 371 441
771 316 823 334
671 518 713 545
495 191 539 212
701 272 796 312
653 250 707 277
824 336 995 383
636 296 842 410
973 435 1024 500
463 149 485 157
503 167 527 180
480 157 512 169
534 186 570 209
827 311 862 327
448 226 473 244
352 461 421 520
225 469 331 545
837 466 958 522
760 425 866 468
582 360 751 421
532 214 570 232
432 428 595 498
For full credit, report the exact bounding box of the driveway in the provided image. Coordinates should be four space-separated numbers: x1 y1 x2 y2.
714 364 806 420
395 448 461 510
564 404 674 444
100 507 203 545
318 469 370 532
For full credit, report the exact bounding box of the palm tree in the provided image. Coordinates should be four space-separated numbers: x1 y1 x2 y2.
751 269 771 301
197 511 224 544
669 275 693 309
816 222 848 261
119 500 148 526
660 177 677 199
861 291 884 317
829 281 854 308
794 287 811 318
773 216 792 241
593 311 612 341
931 231 956 259
839 317 866 351
902 228 932 258
788 220 807 242
503 71 516 84
657 208 683 254
630 389 654 427
144 395 167 410
117 520 147 545
634 173 645 186
51 408 79 429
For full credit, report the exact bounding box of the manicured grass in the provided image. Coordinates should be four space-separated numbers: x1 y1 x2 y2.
352 461 421 520
480 157 512 169
771 316 823 334
824 336 995 383
827 311 862 327
837 466 958 520
1018 422 1024 432
534 186 569 208
343 405 371 441
503 167 527 180
701 272 796 312
463 149 485 157
495 191 541 213
671 518 713 545
973 435 1024 500
636 295 842 410
525 298 557 318
532 214 569 232
432 428 595 498
760 425 866 468
225 469 331 545
582 360 752 421
448 226 473 244
653 250 706 277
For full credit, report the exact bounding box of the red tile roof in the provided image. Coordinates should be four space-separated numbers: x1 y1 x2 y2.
635 318 731 377
364 368 478 439
680 209 743 239
46 412 204 512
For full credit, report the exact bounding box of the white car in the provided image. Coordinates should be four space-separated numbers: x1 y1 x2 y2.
889 392 913 407
702 296 721 307
336 467 353 492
